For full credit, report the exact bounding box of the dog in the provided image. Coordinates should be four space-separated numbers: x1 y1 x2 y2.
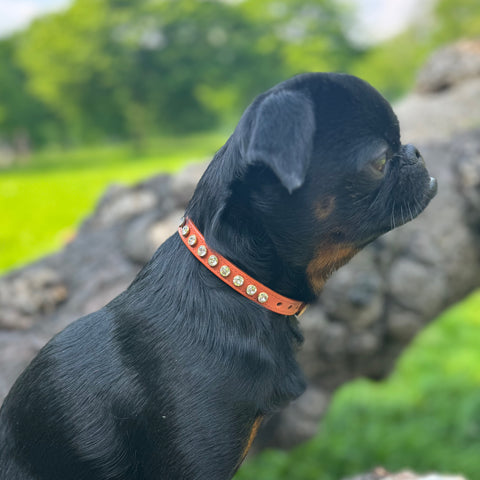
0 73 437 479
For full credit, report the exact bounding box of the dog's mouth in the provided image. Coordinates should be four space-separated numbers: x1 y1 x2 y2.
359 174 438 247
389 175 438 229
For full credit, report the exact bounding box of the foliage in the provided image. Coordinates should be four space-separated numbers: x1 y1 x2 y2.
236 290 480 480
240 0 357 74
2 0 480 148
0 37 58 145
6 0 355 146
0 0 479 150
351 31 432 101
434 0 480 43
352 0 480 102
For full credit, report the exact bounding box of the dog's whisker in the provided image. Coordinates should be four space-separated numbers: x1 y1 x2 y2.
407 203 414 222
390 201 397 230
368 188 386 211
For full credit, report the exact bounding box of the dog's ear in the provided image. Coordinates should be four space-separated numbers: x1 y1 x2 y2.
245 90 315 194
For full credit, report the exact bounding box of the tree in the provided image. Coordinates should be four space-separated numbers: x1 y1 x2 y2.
0 37 58 148
14 0 357 143
434 0 480 43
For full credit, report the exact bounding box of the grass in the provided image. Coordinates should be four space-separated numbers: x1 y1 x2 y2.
236 290 480 480
0 131 227 272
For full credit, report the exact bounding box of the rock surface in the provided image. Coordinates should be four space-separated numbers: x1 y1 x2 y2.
1 41 480 465
396 40 480 144
344 468 467 480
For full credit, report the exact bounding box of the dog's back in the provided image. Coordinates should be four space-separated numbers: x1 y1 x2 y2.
0 239 175 478
0 308 139 479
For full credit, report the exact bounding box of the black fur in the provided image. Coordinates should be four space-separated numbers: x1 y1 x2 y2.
0 73 437 479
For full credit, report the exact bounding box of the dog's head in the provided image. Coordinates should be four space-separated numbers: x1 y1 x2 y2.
188 73 437 299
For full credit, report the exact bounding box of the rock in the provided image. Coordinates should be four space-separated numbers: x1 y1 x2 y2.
0 332 50 398
320 252 384 330
344 468 467 480
170 161 208 205
82 184 158 230
453 137 480 227
122 212 164 263
122 210 186 264
254 386 331 451
148 210 186 247
388 258 445 316
395 40 480 144
386 306 423 342
416 40 480 93
0 268 67 330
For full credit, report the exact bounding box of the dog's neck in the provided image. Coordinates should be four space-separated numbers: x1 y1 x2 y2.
179 217 308 316
185 141 319 304
183 207 318 304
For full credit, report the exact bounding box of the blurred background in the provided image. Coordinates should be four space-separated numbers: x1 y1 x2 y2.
0 0 479 479
0 0 478 271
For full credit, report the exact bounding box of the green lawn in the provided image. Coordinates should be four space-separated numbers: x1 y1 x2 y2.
2 135 479 480
0 132 227 272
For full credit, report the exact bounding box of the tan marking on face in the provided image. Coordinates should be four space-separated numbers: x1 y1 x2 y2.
314 196 336 220
307 244 358 294
239 416 263 464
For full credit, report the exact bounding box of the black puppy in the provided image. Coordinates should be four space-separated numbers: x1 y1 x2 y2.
0 73 437 480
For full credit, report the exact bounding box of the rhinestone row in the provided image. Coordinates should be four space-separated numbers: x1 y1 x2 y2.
181 223 269 304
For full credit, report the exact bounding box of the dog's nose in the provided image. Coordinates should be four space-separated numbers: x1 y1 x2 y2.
403 144 425 166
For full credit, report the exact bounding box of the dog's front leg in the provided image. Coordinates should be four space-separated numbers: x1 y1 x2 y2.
137 407 262 480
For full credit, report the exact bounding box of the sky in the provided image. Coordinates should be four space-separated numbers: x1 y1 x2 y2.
0 0 70 38
0 0 430 42
348 0 433 45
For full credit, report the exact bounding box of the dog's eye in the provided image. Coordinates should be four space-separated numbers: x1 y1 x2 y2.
370 155 387 174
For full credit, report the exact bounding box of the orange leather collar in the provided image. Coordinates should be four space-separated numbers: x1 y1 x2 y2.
178 217 307 316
